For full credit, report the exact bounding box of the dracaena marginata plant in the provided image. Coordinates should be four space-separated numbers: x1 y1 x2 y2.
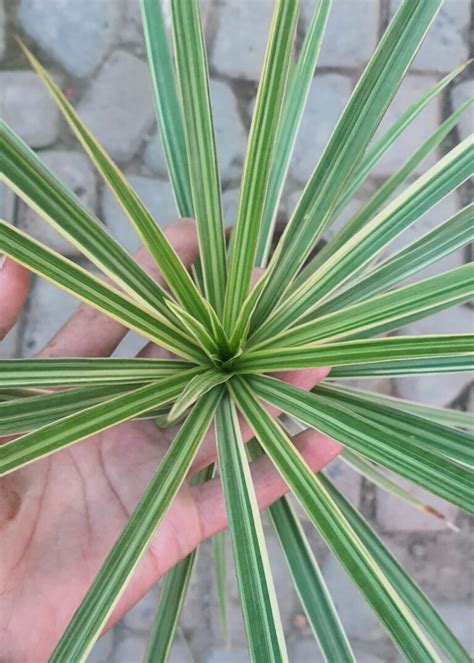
0 0 473 661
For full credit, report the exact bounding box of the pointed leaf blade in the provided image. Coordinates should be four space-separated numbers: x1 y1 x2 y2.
216 395 288 662
49 387 222 663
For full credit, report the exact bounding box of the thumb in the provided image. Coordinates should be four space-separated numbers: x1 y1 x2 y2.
0 257 29 341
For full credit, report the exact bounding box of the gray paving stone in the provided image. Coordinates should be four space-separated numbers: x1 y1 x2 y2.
211 79 247 180
205 648 250 663
467 385 474 416
112 331 147 359
325 457 361 507
321 553 384 641
436 602 474 655
288 637 324 662
113 631 147 663
18 0 120 78
101 175 178 252
211 0 274 80
78 51 155 163
289 74 352 184
19 150 97 256
371 75 441 179
390 0 470 74
302 0 380 69
451 78 474 142
146 80 247 181
120 0 147 49
0 0 5 60
168 641 195 663
87 629 114 663
122 0 209 50
143 132 169 178
120 0 178 50
0 71 61 148
350 645 387 663
0 326 19 359
0 182 16 223
21 277 78 357
122 585 159 632
376 473 458 532
222 187 240 228
395 305 474 408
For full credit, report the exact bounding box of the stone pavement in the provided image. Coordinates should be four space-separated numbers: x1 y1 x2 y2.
1 1 472 661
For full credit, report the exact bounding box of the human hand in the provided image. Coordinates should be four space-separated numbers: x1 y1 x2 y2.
0 222 341 662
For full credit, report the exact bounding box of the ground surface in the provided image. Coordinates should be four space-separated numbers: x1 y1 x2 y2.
1 1 472 661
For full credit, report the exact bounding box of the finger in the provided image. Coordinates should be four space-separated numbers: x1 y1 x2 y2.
38 219 200 358
191 367 330 471
0 258 29 341
104 427 341 634
137 341 175 360
194 429 342 541
149 429 342 576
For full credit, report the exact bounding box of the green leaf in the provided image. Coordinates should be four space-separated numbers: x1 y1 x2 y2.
321 475 471 662
326 384 473 429
49 387 222 663
311 205 474 318
229 377 439 663
166 300 220 357
140 0 193 217
238 335 474 373
0 358 190 388
247 439 354 663
297 95 473 281
0 388 41 401
19 42 211 328
223 0 299 335
331 60 471 221
0 384 138 436
329 354 473 378
341 450 456 529
0 122 177 321
265 264 473 348
213 531 229 645
0 221 206 363
0 370 199 476
249 375 473 512
170 0 228 315
167 369 230 423
215 395 288 662
252 138 473 342
315 383 473 466
144 556 196 663
255 0 331 267
144 464 214 663
250 0 442 330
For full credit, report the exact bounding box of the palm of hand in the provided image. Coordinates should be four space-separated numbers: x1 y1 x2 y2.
0 420 201 661
0 228 338 662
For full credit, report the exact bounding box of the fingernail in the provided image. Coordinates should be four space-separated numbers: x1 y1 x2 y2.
0 255 6 271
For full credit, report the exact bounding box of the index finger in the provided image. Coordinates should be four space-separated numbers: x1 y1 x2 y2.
37 220 200 359
0 258 29 341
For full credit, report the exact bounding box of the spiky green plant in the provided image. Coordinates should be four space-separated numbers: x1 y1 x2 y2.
0 0 473 661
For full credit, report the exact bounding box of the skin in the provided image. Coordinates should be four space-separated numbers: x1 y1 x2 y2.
0 221 341 662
